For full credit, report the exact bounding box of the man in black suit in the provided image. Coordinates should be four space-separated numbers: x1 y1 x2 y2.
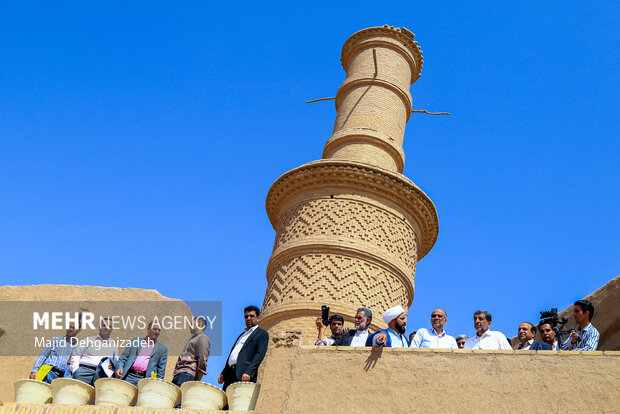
218 305 269 391
515 322 552 350
333 307 373 347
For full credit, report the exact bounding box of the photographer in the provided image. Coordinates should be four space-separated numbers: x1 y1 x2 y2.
315 315 345 346
561 299 600 351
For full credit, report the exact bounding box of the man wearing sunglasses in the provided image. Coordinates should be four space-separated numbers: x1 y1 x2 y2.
410 309 457 349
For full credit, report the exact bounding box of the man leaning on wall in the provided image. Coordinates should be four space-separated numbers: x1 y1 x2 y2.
464 310 512 350
515 322 551 350
561 299 599 351
172 316 210 387
115 320 167 386
70 317 118 385
410 309 457 349
315 314 345 346
333 307 373 347
30 318 81 382
366 305 409 348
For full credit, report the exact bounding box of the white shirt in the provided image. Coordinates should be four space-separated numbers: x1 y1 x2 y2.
350 329 369 347
70 335 119 373
517 339 534 350
410 327 457 349
464 329 512 350
228 325 258 366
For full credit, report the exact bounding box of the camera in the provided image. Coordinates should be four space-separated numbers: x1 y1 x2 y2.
539 308 579 345
321 305 330 327
539 308 566 329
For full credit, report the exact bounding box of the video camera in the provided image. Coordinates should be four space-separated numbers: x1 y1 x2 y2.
539 308 567 329
539 308 579 346
321 305 330 327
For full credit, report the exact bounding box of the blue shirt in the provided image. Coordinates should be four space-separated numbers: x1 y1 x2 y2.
561 323 599 351
371 328 408 348
32 335 78 373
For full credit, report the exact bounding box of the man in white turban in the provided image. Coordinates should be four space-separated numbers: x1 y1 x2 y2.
365 305 408 348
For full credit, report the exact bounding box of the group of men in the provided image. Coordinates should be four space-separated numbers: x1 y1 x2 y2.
32 298 600 389
315 299 600 351
30 306 269 393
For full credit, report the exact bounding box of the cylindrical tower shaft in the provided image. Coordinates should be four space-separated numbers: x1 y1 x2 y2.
324 26 422 173
260 26 438 343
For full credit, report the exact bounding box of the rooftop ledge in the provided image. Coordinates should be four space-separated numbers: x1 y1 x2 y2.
0 403 253 414
256 343 620 412
301 345 620 356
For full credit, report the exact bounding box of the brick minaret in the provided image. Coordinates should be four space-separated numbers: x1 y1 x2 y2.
260 25 439 342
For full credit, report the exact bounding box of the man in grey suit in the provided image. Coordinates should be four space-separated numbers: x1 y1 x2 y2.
115 321 167 386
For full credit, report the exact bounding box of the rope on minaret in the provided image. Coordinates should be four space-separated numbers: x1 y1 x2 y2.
305 97 336 104
411 110 451 115
305 97 450 115
373 49 378 77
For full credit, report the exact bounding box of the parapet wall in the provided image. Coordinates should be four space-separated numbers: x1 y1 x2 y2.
0 404 250 414
255 345 620 413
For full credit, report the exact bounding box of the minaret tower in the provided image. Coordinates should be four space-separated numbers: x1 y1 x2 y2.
260 26 439 341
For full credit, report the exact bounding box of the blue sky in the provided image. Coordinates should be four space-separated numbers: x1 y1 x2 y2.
1 2 618 385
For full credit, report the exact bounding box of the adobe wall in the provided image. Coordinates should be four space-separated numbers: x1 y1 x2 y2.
0 285 186 404
255 345 620 413
558 275 619 350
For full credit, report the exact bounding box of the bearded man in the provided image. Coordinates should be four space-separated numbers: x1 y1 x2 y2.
333 307 373 347
366 305 408 348
463 310 512 350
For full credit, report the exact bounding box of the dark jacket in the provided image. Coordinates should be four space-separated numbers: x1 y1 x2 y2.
332 329 372 346
116 337 167 379
530 341 553 351
221 327 269 382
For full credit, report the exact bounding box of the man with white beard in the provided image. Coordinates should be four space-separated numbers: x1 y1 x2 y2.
366 305 409 348
333 308 373 346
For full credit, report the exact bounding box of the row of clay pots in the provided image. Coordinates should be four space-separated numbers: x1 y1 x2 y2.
14 377 259 411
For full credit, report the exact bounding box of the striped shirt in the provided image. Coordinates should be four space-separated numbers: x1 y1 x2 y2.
315 335 336 346
561 323 600 351
32 336 78 373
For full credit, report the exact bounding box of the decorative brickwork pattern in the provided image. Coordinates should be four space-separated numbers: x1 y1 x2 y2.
273 198 418 272
263 254 409 310
265 161 437 258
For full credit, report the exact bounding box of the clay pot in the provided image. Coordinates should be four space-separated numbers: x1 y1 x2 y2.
136 378 181 408
13 379 53 404
180 381 227 410
226 382 260 411
51 378 95 405
94 378 138 406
